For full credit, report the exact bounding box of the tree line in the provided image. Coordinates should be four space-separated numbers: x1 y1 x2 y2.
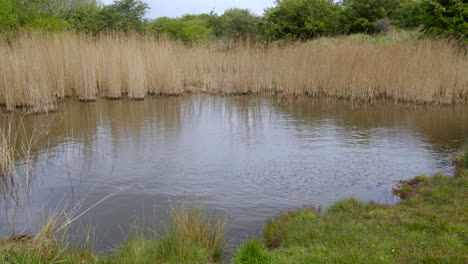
0 0 466 41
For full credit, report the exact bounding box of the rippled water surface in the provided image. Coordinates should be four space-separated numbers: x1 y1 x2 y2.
1 96 467 251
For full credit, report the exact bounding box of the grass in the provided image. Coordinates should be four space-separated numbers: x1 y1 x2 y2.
234 167 467 263
462 148 468 168
0 30 466 112
106 204 225 264
0 204 226 264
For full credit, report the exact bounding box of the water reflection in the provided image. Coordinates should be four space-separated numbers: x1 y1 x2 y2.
0 95 467 252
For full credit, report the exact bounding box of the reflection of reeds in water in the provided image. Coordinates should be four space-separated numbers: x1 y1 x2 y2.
0 125 16 197
0 33 466 112
0 116 50 207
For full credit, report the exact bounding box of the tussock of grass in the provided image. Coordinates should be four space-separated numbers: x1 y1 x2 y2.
234 172 467 263
233 240 271 264
0 32 467 112
108 205 225 264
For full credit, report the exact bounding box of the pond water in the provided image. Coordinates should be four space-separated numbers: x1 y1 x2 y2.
1 95 467 252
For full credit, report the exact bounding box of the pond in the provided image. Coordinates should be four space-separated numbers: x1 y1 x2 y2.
1 95 467 252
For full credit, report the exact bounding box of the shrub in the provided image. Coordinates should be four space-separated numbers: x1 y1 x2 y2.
375 18 392 34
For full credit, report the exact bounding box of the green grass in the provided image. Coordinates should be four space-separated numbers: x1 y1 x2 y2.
235 170 467 264
462 148 468 168
1 159 467 264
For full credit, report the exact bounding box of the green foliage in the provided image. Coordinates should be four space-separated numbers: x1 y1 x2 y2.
147 14 214 43
392 0 424 28
420 0 468 39
61 0 103 34
24 17 69 32
262 0 341 40
340 0 420 34
99 0 149 32
147 9 261 42
217 8 261 39
0 0 27 32
1 0 467 40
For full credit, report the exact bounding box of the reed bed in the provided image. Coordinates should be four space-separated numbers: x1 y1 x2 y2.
0 33 467 112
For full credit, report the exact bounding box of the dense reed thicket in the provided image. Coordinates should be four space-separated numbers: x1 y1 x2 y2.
0 33 467 112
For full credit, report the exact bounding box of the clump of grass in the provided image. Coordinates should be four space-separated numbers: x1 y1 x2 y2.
111 204 225 264
233 240 271 264
235 173 467 263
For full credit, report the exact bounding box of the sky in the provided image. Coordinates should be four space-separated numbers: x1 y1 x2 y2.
101 0 276 18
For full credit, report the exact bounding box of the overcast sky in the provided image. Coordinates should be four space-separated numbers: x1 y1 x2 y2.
101 0 276 18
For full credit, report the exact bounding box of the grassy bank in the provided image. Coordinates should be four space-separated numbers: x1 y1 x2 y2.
1 154 466 263
234 160 468 263
0 31 467 112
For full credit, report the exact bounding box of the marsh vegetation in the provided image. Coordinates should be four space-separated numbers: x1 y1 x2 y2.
0 32 467 113
1 0 467 263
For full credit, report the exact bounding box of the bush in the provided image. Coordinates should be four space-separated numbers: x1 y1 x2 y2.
420 0 468 40
375 18 392 34
25 17 69 32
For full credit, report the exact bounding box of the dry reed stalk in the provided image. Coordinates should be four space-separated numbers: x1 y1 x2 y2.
0 125 16 195
125 36 146 99
0 33 466 112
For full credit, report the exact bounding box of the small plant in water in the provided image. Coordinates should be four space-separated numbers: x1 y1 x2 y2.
462 148 468 168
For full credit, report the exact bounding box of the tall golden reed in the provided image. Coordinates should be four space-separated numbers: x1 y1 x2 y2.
0 33 466 112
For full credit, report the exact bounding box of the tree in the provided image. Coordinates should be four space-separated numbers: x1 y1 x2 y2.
340 0 395 34
262 0 341 40
391 0 423 29
14 0 102 33
147 14 214 43
217 8 261 39
339 0 425 34
0 0 27 32
61 0 103 34
420 0 467 39
99 0 149 32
